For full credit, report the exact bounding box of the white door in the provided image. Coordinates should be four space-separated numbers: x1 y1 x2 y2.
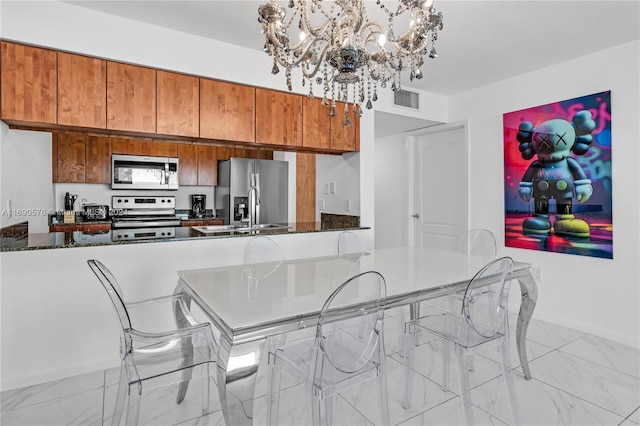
410 122 468 250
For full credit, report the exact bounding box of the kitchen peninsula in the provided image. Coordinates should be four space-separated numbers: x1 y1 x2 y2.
0 219 367 252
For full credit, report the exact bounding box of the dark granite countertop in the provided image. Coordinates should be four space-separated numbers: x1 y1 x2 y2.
0 222 369 252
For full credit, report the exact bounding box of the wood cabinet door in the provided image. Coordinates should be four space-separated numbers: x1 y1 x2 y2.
157 70 199 137
197 145 217 186
246 149 273 160
57 52 106 128
147 140 178 157
107 62 156 133
302 97 331 150
1 41 57 123
178 144 198 186
217 146 246 161
85 136 111 184
256 88 303 147
296 152 316 223
330 102 360 152
111 138 147 155
56 133 85 183
200 79 255 142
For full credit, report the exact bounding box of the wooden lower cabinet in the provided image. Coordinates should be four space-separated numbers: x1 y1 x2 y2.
296 152 316 223
50 223 111 232
181 219 223 227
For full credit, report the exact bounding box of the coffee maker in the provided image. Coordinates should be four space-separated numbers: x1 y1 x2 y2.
190 194 206 218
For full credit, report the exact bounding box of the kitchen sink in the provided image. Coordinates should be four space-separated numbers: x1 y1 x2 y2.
192 224 290 234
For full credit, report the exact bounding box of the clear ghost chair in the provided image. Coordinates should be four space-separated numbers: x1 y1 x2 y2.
267 271 390 426
403 257 520 426
336 230 363 254
245 235 285 264
88 260 217 426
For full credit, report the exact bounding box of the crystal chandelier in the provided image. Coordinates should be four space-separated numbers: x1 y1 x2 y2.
258 0 443 126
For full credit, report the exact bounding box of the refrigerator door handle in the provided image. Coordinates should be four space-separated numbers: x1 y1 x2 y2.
255 173 261 224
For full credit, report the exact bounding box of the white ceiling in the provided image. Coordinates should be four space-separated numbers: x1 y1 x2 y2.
64 0 639 134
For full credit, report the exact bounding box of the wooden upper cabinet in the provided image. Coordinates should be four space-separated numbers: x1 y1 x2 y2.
157 70 199 137
56 133 85 183
178 144 198 186
147 140 178 157
1 41 57 123
302 97 331 150
197 145 217 186
111 138 147 155
107 61 156 133
256 88 303 148
200 79 255 142
217 145 246 161
57 52 106 128
330 101 360 152
85 135 111 184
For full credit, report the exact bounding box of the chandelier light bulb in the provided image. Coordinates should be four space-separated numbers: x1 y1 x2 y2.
258 0 444 125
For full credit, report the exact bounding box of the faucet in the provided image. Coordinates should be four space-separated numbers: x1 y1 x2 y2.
247 173 260 227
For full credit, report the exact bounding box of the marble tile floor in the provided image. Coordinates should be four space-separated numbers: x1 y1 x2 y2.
1 310 638 426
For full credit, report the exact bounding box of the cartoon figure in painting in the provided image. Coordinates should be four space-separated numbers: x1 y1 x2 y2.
517 110 596 237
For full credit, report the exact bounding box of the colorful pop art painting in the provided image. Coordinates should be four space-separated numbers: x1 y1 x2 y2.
503 91 612 259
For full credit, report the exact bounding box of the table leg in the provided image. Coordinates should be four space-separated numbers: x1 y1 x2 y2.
515 272 538 380
217 337 266 426
172 288 195 404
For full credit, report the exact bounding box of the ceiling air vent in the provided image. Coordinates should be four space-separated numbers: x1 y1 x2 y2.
394 89 419 109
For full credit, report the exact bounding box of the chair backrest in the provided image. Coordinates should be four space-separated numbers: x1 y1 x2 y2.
337 231 363 254
459 256 513 343
88 259 133 359
245 236 284 264
457 229 497 268
314 271 386 376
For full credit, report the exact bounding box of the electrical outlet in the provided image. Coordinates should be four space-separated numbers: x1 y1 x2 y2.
319 199 325 210
330 182 336 194
346 199 351 211
531 267 542 283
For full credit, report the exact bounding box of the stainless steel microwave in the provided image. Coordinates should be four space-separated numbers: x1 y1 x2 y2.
112 154 179 190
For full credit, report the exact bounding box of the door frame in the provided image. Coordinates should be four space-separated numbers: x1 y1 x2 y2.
406 120 470 247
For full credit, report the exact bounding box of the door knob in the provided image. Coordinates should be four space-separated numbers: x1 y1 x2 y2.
412 213 420 219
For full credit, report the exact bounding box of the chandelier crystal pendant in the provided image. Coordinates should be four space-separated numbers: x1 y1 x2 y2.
258 0 443 126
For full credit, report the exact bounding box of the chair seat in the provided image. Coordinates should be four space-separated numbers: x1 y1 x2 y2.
125 337 214 384
411 310 505 349
272 336 380 397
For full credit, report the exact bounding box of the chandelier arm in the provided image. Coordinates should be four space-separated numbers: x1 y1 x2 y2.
300 44 332 79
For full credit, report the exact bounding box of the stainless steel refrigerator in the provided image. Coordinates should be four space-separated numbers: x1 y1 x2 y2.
216 158 289 226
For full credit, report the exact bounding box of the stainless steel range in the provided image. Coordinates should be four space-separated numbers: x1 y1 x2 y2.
111 196 181 241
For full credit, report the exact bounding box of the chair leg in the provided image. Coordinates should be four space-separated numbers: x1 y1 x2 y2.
377 355 391 425
441 314 450 392
324 395 334 426
309 390 321 426
201 364 211 416
125 381 142 426
402 322 415 409
455 344 475 426
499 340 521 426
111 367 127 426
267 353 282 426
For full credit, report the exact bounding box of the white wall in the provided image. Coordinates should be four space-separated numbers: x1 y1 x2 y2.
374 133 410 249
448 41 640 349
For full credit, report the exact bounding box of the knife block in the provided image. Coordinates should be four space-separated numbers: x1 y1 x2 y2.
63 210 76 224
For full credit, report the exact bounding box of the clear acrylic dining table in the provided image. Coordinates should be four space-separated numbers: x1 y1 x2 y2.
174 245 538 426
